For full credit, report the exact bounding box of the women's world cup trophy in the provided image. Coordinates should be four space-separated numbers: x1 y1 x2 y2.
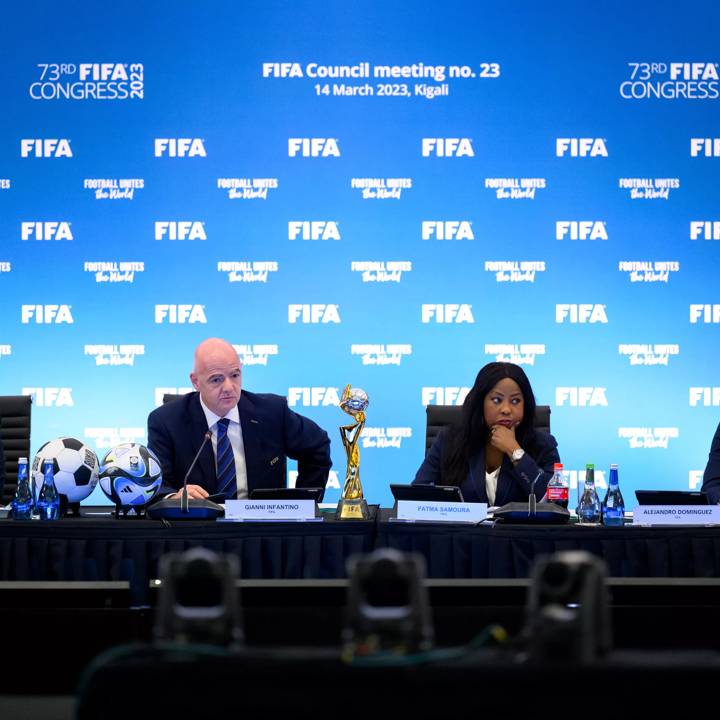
336 384 370 520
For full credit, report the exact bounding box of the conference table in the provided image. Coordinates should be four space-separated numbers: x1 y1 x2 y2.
4 508 720 696
0 509 377 604
375 508 720 578
2 507 720 605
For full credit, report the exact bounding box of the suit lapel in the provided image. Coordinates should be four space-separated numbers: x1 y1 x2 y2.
467 449 515 506
238 393 263 492
493 457 515 506
188 394 217 491
467 451 489 504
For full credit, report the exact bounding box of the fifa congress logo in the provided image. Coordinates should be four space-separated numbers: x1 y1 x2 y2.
29 63 144 100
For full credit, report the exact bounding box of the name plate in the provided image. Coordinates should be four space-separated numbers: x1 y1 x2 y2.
396 500 487 523
224 499 316 521
633 505 720 526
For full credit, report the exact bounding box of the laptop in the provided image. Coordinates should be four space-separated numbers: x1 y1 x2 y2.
634 490 710 506
390 484 464 503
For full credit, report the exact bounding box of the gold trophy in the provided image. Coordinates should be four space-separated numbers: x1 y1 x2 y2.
336 384 370 520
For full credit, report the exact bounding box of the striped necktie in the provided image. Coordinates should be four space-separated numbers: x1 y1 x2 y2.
215 418 237 498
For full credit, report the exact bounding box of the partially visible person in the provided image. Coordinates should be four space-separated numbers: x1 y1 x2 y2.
413 362 560 505
701 421 720 503
148 338 332 500
0 431 5 502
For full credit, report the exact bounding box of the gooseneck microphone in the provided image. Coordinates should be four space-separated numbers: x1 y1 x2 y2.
493 469 570 524
147 430 224 521
528 470 544 516
181 430 213 513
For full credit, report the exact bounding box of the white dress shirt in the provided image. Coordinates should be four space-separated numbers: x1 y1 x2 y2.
485 467 501 506
198 396 248 499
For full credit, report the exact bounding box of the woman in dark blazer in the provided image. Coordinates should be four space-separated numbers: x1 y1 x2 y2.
413 362 560 505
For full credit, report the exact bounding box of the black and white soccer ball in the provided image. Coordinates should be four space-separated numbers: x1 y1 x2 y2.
99 443 163 506
32 437 100 503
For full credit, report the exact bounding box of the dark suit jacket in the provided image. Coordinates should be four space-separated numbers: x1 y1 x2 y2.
701 421 720 503
147 391 331 498
412 429 560 504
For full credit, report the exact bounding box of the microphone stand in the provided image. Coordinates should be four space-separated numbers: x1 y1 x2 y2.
181 431 212 513
147 430 224 521
494 470 570 525
527 470 543 517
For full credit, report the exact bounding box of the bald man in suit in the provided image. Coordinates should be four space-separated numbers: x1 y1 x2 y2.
148 338 331 500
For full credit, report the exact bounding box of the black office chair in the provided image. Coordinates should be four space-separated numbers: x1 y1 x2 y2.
425 404 551 456
162 394 185 405
0 395 32 504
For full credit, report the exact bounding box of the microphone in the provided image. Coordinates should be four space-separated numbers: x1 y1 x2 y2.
493 468 570 525
147 430 224 522
527 470 544 516
181 431 212 512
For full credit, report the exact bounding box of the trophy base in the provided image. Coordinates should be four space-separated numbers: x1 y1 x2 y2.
335 498 369 520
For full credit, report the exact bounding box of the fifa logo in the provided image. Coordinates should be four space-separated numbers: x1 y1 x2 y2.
288 138 340 157
154 138 206 157
20 139 72 158
21 387 74 407
690 304 720 323
262 62 303 77
78 63 129 81
422 387 471 406
154 305 207 324
421 221 474 240
288 387 341 406
288 221 340 240
421 304 474 323
556 221 608 240
555 304 608 323
288 304 341 324
21 222 73 240
689 387 720 406
555 138 608 157
555 387 608 407
421 138 474 157
669 63 718 80
154 222 206 240
690 221 720 240
21 304 73 324
691 138 720 157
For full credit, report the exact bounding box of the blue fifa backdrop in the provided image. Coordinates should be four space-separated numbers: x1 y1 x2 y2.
0 0 718 506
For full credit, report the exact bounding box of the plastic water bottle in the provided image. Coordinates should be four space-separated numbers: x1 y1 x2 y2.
36 460 60 520
577 463 601 523
602 464 625 526
11 457 34 520
546 462 568 508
